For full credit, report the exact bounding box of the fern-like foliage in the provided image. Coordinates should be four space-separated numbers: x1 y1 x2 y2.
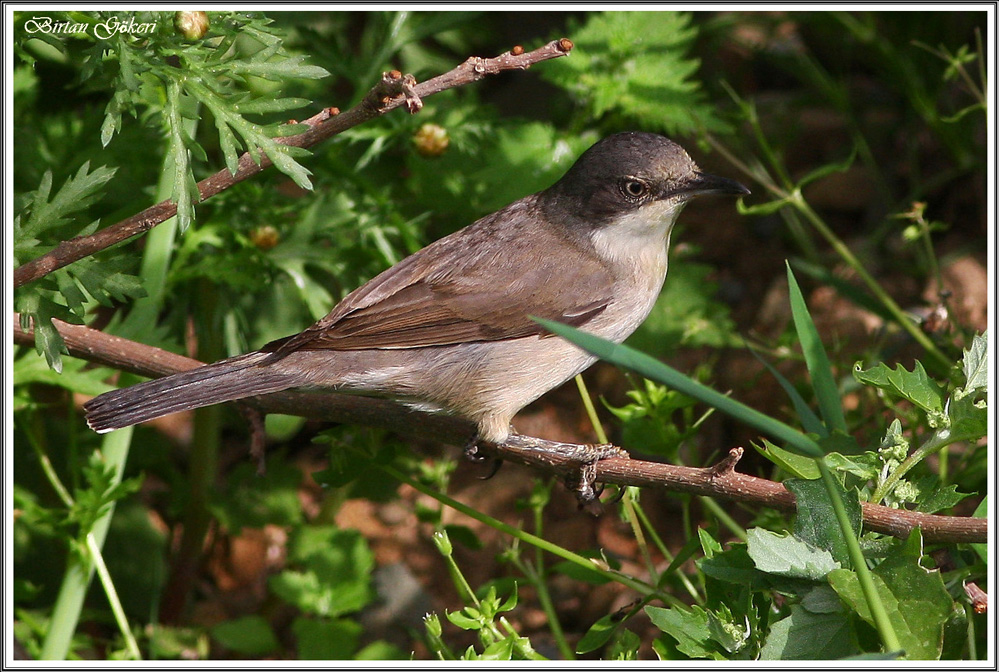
541 12 728 136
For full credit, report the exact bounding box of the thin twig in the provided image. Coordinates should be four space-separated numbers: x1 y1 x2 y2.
13 313 987 545
12 38 574 289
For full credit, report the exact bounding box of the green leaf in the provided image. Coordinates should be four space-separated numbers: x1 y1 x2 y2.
971 497 987 563
210 460 304 531
541 11 727 135
760 587 858 660
167 81 197 233
14 162 117 245
948 392 987 442
786 478 861 567
211 616 279 656
647 605 725 660
746 528 840 580
269 527 374 618
630 261 742 353
795 144 857 190
447 609 484 631
960 332 988 392
233 96 312 114
576 613 619 654
13 351 115 396
828 531 952 660
291 617 361 660
223 55 330 80
698 544 775 591
753 439 821 480
853 360 946 415
909 476 970 514
786 264 847 433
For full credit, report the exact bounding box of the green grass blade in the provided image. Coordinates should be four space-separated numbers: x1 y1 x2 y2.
535 319 823 458
786 263 848 432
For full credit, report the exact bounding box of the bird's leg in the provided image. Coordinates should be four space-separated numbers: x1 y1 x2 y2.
463 432 504 480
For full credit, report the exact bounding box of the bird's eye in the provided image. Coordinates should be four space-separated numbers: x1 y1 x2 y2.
621 179 648 199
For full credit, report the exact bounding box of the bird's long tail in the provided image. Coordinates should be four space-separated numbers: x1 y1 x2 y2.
83 352 296 433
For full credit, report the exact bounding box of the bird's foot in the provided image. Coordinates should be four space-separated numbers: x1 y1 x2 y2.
463 433 504 480
500 435 629 509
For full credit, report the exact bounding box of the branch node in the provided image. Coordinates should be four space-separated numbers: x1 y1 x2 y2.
709 447 744 478
401 74 423 114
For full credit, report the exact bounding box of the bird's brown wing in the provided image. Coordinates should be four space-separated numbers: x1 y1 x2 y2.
264 199 613 355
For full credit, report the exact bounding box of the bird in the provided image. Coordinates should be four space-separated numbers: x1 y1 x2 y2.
84 131 749 452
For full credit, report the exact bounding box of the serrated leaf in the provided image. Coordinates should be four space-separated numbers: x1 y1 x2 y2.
541 11 726 135
828 531 952 660
13 351 115 396
853 360 946 414
961 332 988 392
910 476 970 514
646 605 725 660
268 146 314 191
16 163 117 241
949 393 987 441
746 528 840 579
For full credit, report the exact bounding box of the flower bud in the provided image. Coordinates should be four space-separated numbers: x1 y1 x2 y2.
250 225 279 251
413 123 449 157
174 11 209 40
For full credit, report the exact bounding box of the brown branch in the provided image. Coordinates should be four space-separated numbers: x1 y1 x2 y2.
12 38 574 289
13 313 987 545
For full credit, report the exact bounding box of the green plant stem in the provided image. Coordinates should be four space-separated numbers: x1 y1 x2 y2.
86 533 141 660
707 133 949 372
788 194 950 371
40 428 133 660
575 374 609 444
816 460 901 653
621 493 658 584
630 502 703 605
379 464 657 598
25 417 74 508
965 603 977 660
530 502 575 660
871 429 957 505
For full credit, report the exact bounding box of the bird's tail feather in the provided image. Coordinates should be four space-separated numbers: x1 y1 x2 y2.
83 352 295 432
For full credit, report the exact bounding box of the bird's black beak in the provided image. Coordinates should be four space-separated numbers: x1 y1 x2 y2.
684 171 751 197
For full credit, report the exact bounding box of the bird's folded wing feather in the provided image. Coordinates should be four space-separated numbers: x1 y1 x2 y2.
265 201 613 354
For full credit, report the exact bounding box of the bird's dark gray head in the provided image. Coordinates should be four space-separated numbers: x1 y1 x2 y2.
540 131 748 227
